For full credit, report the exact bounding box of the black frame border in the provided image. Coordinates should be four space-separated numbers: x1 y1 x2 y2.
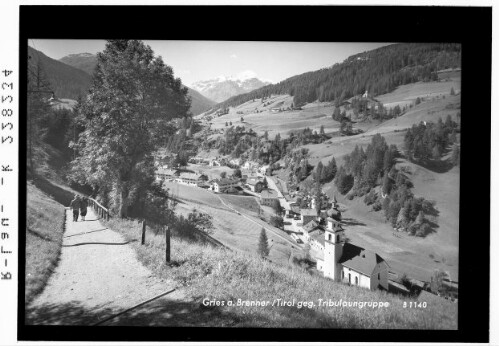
18 5 491 343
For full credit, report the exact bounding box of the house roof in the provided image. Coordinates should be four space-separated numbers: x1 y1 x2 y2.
301 209 317 216
261 189 279 199
303 220 319 233
214 178 239 185
179 172 203 180
339 243 386 277
156 168 178 176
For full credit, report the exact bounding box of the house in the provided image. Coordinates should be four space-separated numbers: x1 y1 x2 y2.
246 178 264 192
177 172 208 186
242 161 259 171
155 168 179 181
301 220 322 242
211 178 240 193
229 158 242 166
260 189 279 207
300 209 317 226
209 160 221 167
259 165 271 176
319 218 389 291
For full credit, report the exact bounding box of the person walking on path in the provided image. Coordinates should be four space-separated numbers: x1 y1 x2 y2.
69 195 81 222
80 196 88 221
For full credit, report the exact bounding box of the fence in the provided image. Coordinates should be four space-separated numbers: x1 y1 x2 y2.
88 198 110 221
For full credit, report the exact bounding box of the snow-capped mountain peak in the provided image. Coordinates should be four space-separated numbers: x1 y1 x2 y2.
192 71 271 103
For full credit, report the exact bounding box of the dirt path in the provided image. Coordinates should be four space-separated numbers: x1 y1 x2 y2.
26 208 177 325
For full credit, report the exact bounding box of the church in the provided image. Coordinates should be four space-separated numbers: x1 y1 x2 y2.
316 218 389 291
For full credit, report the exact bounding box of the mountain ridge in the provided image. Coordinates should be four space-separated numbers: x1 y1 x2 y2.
213 43 461 110
192 72 270 103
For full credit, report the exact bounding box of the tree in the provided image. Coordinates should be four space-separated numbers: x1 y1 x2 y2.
335 166 354 195
320 125 325 136
270 215 284 228
225 122 228 127
451 144 460 166
415 210 425 225
220 171 227 179
450 87 455 96
271 199 283 215
71 40 190 218
257 228 270 257
233 168 242 178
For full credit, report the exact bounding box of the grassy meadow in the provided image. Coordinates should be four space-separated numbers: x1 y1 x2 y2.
106 216 457 329
26 182 66 306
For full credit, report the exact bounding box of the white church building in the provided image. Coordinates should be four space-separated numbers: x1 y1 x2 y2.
317 218 389 291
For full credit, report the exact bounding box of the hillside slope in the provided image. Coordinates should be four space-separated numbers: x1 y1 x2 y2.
216 43 461 109
28 46 92 100
106 217 457 329
57 51 215 115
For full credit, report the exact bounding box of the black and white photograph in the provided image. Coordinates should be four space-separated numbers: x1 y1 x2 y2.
12 4 492 344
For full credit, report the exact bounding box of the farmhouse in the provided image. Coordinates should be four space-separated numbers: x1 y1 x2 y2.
177 172 208 186
155 168 179 181
260 189 279 207
259 165 271 176
242 161 259 171
211 178 240 193
302 220 322 241
300 208 317 226
317 218 389 291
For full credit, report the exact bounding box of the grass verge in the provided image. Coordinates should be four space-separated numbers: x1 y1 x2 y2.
106 217 457 329
26 182 66 306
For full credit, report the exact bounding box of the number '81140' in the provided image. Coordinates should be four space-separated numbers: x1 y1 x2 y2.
403 301 427 308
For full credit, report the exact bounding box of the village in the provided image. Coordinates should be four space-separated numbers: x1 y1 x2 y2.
153 150 457 300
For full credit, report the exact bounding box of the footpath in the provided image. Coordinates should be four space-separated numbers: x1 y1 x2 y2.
26 208 176 325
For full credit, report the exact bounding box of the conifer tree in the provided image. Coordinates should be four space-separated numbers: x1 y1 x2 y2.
258 228 270 257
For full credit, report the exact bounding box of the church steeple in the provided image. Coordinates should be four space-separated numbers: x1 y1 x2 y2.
324 218 345 281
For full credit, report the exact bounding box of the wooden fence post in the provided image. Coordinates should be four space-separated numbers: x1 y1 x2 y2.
141 220 146 245
165 226 170 263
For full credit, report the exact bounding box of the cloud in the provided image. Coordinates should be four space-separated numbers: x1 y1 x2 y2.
230 54 238 59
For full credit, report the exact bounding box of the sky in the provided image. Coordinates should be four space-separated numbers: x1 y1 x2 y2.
29 39 391 87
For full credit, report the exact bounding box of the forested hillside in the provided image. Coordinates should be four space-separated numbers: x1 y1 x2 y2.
28 46 92 100
56 50 216 115
216 43 461 109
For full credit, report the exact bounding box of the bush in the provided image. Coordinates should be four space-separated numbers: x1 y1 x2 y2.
364 189 377 205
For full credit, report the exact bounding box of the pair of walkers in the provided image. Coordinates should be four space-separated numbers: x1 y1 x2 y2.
69 194 88 222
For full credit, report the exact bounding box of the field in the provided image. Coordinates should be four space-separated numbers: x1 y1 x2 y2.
108 216 458 329
200 94 339 139
163 181 298 265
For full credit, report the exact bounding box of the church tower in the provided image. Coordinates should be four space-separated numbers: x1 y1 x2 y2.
323 218 345 281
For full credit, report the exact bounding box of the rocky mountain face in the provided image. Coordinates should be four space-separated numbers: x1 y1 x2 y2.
192 72 271 103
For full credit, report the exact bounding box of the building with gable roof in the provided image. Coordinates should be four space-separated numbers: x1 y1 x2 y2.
317 218 389 290
260 189 279 206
